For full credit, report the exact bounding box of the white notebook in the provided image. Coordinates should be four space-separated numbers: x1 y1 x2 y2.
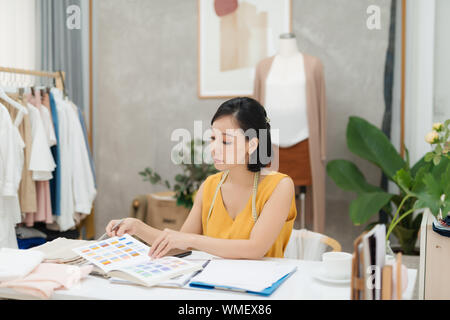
190 259 297 292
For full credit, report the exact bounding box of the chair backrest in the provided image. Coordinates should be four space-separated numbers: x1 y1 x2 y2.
284 229 342 261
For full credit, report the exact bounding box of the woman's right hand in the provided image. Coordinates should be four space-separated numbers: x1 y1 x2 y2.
105 217 142 237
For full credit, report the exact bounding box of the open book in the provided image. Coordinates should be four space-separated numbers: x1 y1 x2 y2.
72 234 203 287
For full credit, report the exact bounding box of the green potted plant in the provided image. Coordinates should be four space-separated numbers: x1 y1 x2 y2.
139 138 218 209
386 121 450 242
327 117 450 255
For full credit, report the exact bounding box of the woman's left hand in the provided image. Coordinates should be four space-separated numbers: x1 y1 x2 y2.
148 228 191 259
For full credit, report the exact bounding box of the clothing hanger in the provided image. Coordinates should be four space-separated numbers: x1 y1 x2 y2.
60 71 68 100
280 32 296 39
45 76 51 95
18 87 24 102
0 86 28 115
0 73 28 127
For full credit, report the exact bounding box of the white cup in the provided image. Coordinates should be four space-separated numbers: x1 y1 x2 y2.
321 252 352 280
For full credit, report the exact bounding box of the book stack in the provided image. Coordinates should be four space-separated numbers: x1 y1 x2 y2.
351 224 405 300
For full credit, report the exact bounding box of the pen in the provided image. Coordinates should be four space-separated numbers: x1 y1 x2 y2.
97 219 125 241
188 260 210 280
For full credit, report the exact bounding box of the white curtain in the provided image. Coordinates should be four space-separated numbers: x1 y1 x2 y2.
38 0 90 114
0 0 38 86
434 0 450 123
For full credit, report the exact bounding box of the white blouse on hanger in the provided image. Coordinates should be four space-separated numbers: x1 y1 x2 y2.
50 88 96 232
38 104 57 147
68 101 96 215
27 103 56 181
0 103 24 249
264 53 309 148
51 88 75 231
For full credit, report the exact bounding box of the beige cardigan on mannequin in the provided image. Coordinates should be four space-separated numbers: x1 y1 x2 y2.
253 54 327 233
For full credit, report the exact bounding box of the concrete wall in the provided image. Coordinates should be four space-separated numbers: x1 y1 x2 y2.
93 0 391 238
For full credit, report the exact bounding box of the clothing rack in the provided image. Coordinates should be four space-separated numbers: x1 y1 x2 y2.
0 66 66 92
0 66 95 240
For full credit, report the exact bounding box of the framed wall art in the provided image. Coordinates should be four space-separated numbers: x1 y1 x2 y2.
198 0 292 99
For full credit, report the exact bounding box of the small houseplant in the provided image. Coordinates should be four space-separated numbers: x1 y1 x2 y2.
327 117 450 254
139 139 218 209
386 121 450 241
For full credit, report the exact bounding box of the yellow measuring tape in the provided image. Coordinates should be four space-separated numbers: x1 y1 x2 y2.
205 170 260 234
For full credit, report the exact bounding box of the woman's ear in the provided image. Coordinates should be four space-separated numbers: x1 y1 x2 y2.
248 137 259 156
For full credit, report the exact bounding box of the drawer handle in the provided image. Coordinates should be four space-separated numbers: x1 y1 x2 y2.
162 218 176 224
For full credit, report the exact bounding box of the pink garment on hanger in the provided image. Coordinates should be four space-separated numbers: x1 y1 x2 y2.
24 91 54 226
0 263 93 299
24 181 53 226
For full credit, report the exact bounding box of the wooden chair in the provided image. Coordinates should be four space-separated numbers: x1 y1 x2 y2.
284 229 342 260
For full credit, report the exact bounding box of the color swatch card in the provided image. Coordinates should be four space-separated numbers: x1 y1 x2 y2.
115 257 203 287
72 234 203 287
72 234 150 272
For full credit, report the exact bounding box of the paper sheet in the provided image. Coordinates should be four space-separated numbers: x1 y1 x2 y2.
190 259 296 292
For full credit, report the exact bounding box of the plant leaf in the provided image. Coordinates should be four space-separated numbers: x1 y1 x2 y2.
414 173 443 217
411 156 427 177
175 174 185 183
423 173 442 198
424 152 434 162
327 159 382 194
411 164 431 193
433 155 441 166
431 156 449 181
349 192 394 225
346 116 405 179
394 168 413 191
404 146 410 170
441 164 450 196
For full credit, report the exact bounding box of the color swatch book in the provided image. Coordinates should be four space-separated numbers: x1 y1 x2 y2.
72 234 203 287
109 259 210 288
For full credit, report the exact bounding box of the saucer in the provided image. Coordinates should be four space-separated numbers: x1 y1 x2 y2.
312 269 351 285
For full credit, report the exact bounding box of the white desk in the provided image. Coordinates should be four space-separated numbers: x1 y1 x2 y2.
0 251 417 300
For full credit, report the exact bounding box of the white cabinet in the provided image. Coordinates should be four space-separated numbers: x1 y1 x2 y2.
419 209 450 299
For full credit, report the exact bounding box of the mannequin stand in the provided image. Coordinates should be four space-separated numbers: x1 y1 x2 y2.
270 139 312 230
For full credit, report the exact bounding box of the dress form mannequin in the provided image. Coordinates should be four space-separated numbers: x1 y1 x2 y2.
264 33 312 230
253 32 327 233
265 33 309 147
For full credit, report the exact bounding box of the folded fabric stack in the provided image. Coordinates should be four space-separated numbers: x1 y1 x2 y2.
15 226 48 250
29 237 95 265
0 248 92 299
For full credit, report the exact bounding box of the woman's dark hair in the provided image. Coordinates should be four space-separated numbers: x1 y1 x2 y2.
210 97 272 172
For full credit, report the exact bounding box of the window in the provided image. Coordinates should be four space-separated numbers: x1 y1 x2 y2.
434 0 450 123
0 0 37 85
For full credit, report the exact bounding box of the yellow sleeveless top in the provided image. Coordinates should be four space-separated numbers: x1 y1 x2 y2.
201 171 297 258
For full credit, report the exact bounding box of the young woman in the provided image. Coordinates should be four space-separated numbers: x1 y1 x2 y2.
106 97 297 259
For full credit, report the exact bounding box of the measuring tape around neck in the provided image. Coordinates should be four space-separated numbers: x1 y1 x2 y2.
205 170 260 234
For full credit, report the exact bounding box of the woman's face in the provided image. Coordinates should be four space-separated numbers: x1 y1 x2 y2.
209 115 258 171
